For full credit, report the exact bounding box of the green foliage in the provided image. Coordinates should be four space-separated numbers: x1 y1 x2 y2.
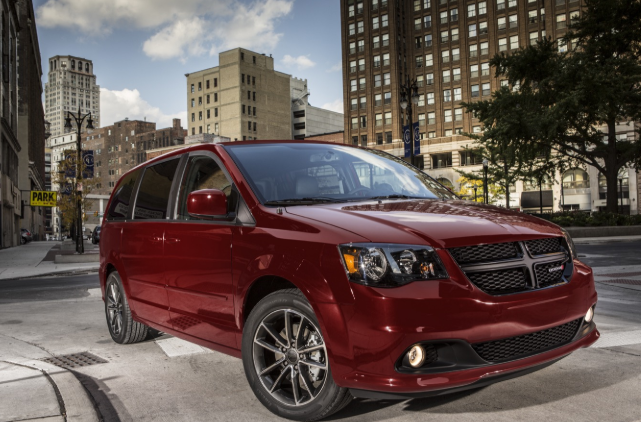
462 0 641 213
550 211 641 227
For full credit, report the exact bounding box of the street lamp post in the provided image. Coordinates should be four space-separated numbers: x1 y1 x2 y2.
482 158 489 205
399 77 420 167
473 186 478 202
64 105 94 254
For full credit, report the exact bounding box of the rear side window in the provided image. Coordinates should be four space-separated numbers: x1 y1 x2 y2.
176 155 237 220
106 169 141 221
134 158 180 220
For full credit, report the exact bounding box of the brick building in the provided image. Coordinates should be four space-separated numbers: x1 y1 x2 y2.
340 0 640 213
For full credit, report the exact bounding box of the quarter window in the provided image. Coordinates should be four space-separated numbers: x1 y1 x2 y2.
134 158 181 220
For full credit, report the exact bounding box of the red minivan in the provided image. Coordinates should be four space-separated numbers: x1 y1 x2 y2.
100 141 598 421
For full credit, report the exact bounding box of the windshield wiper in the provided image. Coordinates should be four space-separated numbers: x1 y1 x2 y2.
264 197 347 206
367 194 429 200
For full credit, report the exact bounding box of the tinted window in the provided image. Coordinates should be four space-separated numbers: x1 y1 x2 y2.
176 155 236 220
134 158 180 220
106 168 141 221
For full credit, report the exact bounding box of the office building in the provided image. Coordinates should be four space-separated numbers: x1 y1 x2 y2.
44 55 100 138
340 0 640 213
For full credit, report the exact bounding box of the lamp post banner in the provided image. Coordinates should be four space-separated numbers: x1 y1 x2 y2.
403 124 411 158
64 150 76 178
82 150 94 179
413 122 420 155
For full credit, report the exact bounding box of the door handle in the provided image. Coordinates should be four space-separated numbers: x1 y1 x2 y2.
166 237 181 244
150 236 163 243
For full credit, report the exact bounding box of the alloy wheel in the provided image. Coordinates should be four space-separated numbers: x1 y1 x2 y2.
106 281 124 336
252 309 328 407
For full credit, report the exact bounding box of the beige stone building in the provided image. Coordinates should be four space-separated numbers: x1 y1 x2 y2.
185 48 292 141
44 55 100 138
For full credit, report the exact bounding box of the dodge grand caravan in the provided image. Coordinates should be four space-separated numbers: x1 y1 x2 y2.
100 141 598 421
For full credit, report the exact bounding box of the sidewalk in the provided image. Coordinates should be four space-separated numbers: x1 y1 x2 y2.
0 334 99 422
0 241 99 281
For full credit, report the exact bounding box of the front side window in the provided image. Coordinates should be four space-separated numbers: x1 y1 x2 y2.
134 158 181 220
176 155 236 220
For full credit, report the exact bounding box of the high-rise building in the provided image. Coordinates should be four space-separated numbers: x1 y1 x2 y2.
44 55 100 138
186 47 343 141
340 0 640 214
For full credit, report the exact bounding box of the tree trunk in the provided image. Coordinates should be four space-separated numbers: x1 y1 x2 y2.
605 120 620 213
504 162 510 209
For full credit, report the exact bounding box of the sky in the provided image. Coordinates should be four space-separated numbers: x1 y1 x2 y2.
33 0 344 130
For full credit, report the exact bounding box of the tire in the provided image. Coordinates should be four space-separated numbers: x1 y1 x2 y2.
242 289 352 421
105 271 148 344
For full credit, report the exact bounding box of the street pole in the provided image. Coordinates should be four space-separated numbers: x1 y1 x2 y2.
473 186 478 202
539 176 543 215
64 105 94 254
483 159 489 205
400 77 419 168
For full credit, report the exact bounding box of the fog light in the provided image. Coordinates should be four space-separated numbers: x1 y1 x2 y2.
408 344 425 368
585 307 594 323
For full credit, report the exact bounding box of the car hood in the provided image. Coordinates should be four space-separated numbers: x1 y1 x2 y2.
285 199 563 249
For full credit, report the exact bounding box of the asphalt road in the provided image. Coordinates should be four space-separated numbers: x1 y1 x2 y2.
0 240 640 422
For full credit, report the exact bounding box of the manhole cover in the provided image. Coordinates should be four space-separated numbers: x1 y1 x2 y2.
598 271 641 278
42 352 108 369
601 279 641 286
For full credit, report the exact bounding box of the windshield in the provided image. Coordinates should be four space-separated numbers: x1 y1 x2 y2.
224 143 457 205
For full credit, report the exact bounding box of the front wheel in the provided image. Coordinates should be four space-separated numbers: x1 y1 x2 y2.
242 289 352 421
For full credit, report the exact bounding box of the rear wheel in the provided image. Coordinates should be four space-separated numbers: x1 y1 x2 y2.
105 271 148 344
242 289 352 421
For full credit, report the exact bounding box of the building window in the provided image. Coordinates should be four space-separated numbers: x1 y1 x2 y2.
375 74 382 87
381 14 388 27
425 34 433 47
442 69 450 83
469 24 477 37
416 56 423 68
360 97 367 109
418 113 426 126
376 113 383 126
432 153 453 168
375 93 382 106
478 1 487 14
556 13 567 29
499 37 507 51
497 0 505 10
428 112 436 124
455 108 463 121
510 35 519 50
444 109 452 123
373 16 379 30
360 116 367 128
382 34 389 47
191 113 195 122
358 58 365 71
427 92 435 105
426 53 433 66
424 15 432 28
191 84 195 93
470 44 478 57
482 82 491 96
384 112 392 124
479 21 488 35
376 133 384 145
443 89 451 102
440 11 448 25
498 17 506 30
441 30 449 44
509 14 518 28
383 53 390 66
529 10 537 24
426 73 434 85
481 62 490 76
452 48 460 61
451 8 458 22
351 79 357 91
206 94 210 104
351 98 358 110
468 3 476 17
454 87 462 101
357 20 364 33
385 131 392 143
384 92 392 104
453 67 461 81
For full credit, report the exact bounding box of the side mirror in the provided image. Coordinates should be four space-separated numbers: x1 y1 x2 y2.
187 189 228 219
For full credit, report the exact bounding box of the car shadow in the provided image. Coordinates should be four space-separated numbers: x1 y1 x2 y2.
330 348 639 420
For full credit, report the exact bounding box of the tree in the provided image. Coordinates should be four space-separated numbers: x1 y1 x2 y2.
54 151 100 239
464 0 641 213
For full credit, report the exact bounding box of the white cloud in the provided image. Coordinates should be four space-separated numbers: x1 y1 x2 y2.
143 18 208 62
320 99 344 114
326 62 342 73
36 0 294 61
100 88 187 130
282 55 316 70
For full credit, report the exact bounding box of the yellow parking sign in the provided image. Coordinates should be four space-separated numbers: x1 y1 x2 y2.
30 191 57 207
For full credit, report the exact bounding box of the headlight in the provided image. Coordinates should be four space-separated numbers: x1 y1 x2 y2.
339 243 448 287
561 228 577 259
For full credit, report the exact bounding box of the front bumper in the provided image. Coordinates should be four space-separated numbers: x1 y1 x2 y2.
318 257 599 395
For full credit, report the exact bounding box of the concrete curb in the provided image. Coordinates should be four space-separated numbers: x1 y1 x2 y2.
54 254 100 264
8 359 101 422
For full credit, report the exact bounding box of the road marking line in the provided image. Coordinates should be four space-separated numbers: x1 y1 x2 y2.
155 337 213 357
593 330 641 349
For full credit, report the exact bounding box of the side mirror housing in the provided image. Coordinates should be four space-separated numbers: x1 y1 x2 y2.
187 189 228 219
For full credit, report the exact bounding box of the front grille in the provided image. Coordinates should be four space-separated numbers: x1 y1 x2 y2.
534 260 567 288
525 237 562 255
467 268 530 295
449 242 520 265
423 345 438 366
472 319 582 363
